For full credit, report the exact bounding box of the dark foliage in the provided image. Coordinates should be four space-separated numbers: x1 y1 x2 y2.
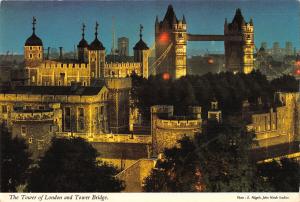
131 71 297 121
143 120 272 192
0 127 31 192
27 137 124 192
257 158 300 192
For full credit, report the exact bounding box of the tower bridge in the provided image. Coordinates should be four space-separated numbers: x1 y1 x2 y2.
155 5 255 79
187 34 242 42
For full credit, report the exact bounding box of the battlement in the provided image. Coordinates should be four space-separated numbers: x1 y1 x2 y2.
42 61 87 69
105 62 141 68
156 119 201 129
104 62 142 78
11 111 54 121
151 105 174 115
276 92 300 105
56 132 151 144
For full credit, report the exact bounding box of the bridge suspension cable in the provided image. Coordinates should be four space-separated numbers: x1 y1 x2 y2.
149 42 173 74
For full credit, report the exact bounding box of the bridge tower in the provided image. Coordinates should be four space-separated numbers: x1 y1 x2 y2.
155 5 187 79
224 9 254 74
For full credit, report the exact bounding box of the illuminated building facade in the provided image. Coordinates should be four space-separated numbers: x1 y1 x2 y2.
24 19 150 87
155 5 254 78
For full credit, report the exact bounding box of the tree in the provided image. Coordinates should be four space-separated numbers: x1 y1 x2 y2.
27 137 124 192
257 158 300 192
143 121 272 192
0 126 31 192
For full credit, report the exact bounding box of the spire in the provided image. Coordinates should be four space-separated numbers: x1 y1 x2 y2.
32 16 36 34
134 24 148 50
89 21 105 50
163 4 178 27
81 23 86 39
228 8 245 31
78 23 89 48
182 15 186 24
25 16 43 46
139 24 143 40
155 16 159 24
249 17 253 25
111 16 117 55
95 21 99 39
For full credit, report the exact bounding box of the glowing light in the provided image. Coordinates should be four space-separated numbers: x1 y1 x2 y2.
295 69 300 75
159 32 169 43
296 61 300 66
162 73 170 80
208 58 214 64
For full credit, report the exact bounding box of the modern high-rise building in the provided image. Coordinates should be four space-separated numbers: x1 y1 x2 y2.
285 41 293 56
118 37 129 56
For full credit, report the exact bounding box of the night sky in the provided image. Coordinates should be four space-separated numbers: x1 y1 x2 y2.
0 0 299 56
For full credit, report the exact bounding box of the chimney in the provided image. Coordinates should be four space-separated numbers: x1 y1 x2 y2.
59 47 63 60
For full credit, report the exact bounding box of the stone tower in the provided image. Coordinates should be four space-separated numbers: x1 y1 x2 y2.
88 22 106 83
155 5 187 79
24 17 44 85
77 23 89 63
133 24 150 78
224 9 254 74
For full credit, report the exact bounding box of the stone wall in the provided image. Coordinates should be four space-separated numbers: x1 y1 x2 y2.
248 92 300 148
116 159 157 192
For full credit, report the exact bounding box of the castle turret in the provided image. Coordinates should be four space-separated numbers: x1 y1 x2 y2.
155 5 187 79
88 22 106 83
77 23 89 63
208 100 222 123
224 8 254 74
24 17 44 85
133 24 149 78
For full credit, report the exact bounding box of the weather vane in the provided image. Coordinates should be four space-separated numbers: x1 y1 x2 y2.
32 16 36 33
81 23 85 39
95 21 99 37
139 24 143 40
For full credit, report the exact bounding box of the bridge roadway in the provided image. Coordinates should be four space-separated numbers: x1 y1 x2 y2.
187 34 242 42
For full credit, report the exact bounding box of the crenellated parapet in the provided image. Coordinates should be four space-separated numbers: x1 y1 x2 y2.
247 92 300 148
155 119 201 130
104 62 141 78
151 105 202 155
56 132 152 144
11 111 54 121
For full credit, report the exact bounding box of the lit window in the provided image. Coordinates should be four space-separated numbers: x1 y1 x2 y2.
21 126 27 136
28 137 33 144
32 76 35 82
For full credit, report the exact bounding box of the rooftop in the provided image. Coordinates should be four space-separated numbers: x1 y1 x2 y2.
0 85 104 96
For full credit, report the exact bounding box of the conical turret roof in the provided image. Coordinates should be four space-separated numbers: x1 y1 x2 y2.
228 8 246 31
162 4 178 28
25 17 43 46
